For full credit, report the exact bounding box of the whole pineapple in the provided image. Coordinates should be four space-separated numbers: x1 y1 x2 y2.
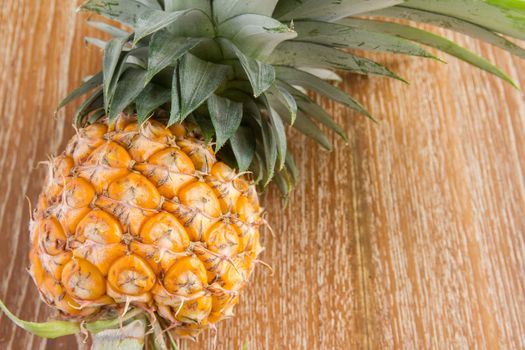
1 0 523 348
30 114 262 338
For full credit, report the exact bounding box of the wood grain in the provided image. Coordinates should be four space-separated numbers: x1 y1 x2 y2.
0 2 524 349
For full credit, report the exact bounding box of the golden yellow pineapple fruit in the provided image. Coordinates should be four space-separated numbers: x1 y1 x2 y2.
29 114 263 339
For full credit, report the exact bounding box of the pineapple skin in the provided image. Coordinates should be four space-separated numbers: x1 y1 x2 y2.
28 114 263 338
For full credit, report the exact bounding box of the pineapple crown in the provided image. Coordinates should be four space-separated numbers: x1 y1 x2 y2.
63 0 525 197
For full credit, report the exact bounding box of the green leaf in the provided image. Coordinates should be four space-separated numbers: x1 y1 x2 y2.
269 108 287 171
275 66 372 119
162 321 180 350
370 6 525 59
275 82 347 143
218 14 296 59
299 67 342 81
260 120 278 186
251 149 264 185
104 36 130 110
136 0 162 10
86 308 144 334
164 9 215 37
91 319 145 350
81 0 151 26
169 62 181 125
59 72 102 108
298 100 348 142
270 41 406 81
268 83 297 124
274 0 404 22
208 94 243 151
135 83 171 123
108 68 148 120
221 39 276 97
292 20 435 58
340 18 518 87
293 110 332 150
151 316 169 350
274 169 293 200
133 9 192 43
146 31 202 84
285 151 299 184
285 83 348 141
401 0 525 41
87 20 130 38
170 54 230 124
212 0 279 23
0 299 80 339
84 0 207 42
88 109 107 124
187 38 223 62
85 37 108 49
192 113 216 143
242 95 263 128
106 47 149 108
164 0 211 14
75 88 104 125
262 94 287 169
230 126 256 171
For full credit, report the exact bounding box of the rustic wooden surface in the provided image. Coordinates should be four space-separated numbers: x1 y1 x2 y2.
1 2 524 350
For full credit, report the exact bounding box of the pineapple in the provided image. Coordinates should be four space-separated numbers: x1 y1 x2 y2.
29 115 262 340
1 0 524 348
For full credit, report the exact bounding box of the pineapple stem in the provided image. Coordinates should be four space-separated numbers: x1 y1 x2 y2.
91 318 147 350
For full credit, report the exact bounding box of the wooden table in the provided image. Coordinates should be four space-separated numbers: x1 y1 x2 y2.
1 2 524 349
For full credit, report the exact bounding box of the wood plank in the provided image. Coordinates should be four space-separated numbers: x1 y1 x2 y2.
0 2 523 349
